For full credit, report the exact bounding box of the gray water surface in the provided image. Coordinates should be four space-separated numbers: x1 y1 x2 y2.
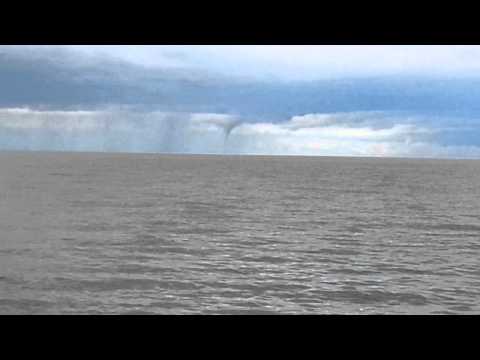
1 152 479 314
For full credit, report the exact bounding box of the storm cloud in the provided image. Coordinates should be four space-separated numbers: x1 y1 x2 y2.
1 45 480 158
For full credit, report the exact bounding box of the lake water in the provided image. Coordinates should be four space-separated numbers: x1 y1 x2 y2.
1 151 479 314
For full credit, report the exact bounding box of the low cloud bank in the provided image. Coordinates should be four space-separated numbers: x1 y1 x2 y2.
0 108 479 158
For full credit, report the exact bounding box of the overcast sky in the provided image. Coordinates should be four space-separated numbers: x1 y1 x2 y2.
62 45 480 80
1 45 480 158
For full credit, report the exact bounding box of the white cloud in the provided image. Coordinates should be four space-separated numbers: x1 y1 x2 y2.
0 108 106 131
0 107 478 158
229 115 434 156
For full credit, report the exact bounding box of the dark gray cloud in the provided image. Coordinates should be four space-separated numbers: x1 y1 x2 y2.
3 46 480 122
0 46 232 112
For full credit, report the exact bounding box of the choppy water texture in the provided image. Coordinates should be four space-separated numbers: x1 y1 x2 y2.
1 151 480 314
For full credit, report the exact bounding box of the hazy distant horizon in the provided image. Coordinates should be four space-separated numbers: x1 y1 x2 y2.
4 148 480 161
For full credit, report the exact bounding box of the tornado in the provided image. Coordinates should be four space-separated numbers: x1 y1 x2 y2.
189 113 242 152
